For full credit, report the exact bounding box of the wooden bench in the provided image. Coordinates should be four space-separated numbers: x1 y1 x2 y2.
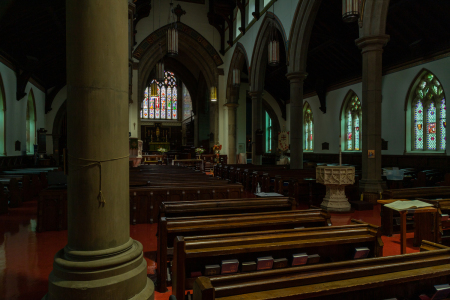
193 240 449 300
382 186 450 200
130 184 243 224
412 199 450 246
160 197 296 219
158 209 332 293
172 220 382 300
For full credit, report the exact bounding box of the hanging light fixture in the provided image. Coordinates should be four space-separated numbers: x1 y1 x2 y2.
156 53 165 81
342 0 360 23
167 0 178 56
210 86 217 102
267 10 279 67
232 69 240 87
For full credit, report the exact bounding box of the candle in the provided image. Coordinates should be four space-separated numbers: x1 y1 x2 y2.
339 135 342 166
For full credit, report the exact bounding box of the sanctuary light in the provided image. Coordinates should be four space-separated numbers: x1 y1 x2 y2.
167 0 178 56
210 86 217 102
232 69 240 87
342 0 361 23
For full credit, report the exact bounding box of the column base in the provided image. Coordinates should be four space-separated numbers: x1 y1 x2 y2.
45 239 154 300
320 185 351 212
359 179 386 194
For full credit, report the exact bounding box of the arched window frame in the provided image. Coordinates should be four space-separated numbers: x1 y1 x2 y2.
0 73 6 156
303 102 313 151
26 89 37 154
140 71 178 120
340 90 362 152
406 70 446 153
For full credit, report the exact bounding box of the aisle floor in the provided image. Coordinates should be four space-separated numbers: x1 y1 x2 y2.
0 200 419 300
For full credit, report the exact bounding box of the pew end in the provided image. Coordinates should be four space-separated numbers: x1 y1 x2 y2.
193 277 214 300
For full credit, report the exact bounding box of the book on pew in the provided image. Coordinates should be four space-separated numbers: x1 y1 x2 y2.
204 265 220 276
291 253 308 266
241 261 256 272
273 258 288 269
256 256 273 270
385 200 433 211
221 259 239 274
353 247 370 259
419 283 450 300
307 254 320 264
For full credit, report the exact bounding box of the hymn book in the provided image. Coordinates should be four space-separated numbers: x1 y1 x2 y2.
384 200 433 211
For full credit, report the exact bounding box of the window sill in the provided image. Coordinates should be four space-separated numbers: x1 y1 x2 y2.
341 151 362 153
404 151 447 155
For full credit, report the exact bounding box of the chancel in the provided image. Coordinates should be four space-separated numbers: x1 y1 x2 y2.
1 0 450 300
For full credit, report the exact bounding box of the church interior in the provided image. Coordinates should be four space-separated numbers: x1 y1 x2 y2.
1 0 450 299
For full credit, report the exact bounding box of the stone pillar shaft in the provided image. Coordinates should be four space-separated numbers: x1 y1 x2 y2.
249 91 262 165
46 0 154 298
225 98 238 164
286 72 307 169
356 35 389 193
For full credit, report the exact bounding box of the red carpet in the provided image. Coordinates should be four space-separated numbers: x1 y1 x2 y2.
0 200 419 300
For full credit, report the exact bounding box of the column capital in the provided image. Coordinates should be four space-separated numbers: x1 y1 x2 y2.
286 72 308 82
355 35 390 52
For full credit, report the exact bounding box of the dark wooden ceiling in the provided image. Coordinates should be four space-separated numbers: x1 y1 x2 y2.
0 0 449 113
0 0 66 89
303 0 450 96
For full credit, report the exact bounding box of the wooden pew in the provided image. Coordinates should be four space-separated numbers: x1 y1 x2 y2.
261 169 316 194
160 197 296 219
158 209 332 293
173 220 382 300
130 184 243 224
193 241 450 300
382 186 450 200
413 199 450 246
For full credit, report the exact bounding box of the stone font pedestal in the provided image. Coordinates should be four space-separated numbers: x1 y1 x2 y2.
317 166 355 212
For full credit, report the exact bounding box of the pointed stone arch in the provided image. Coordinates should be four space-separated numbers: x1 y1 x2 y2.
249 12 288 93
226 42 249 102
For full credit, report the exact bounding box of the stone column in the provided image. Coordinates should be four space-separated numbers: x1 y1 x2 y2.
249 91 262 165
286 72 307 169
46 0 154 299
225 102 238 164
355 35 389 194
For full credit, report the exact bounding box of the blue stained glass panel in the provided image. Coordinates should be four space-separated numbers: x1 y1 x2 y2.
173 87 178 119
167 88 172 120
427 102 437 150
354 116 360 151
414 100 424 150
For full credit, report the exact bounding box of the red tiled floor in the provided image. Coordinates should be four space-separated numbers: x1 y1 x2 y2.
1 200 418 300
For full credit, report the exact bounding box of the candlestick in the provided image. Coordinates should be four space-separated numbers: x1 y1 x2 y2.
339 135 342 166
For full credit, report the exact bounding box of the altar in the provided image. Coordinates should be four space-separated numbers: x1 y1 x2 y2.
148 142 170 151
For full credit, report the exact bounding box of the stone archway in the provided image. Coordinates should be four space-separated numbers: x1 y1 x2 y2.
133 23 223 144
225 43 249 163
248 13 287 164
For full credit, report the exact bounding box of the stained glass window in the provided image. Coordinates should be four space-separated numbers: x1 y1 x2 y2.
412 71 446 151
303 102 313 151
343 93 361 151
266 112 272 153
414 100 424 150
140 71 178 120
182 85 192 120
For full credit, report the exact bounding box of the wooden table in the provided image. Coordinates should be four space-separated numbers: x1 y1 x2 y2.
378 199 437 254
